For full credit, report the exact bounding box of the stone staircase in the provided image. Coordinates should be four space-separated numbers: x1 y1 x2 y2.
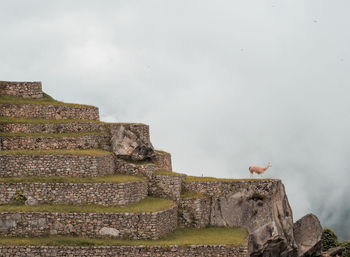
0 81 249 257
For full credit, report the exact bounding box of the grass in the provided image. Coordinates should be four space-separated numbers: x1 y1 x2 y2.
0 93 95 108
180 191 206 199
0 197 173 213
0 117 103 124
0 131 102 138
153 170 185 176
0 149 111 156
0 227 248 247
0 174 144 184
184 176 277 182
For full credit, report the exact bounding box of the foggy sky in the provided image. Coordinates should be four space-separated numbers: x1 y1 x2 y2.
1 0 349 239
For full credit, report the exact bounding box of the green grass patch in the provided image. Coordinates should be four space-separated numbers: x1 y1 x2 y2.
0 93 95 108
155 150 170 154
0 174 144 184
0 227 247 247
180 191 206 199
0 149 111 156
153 170 185 176
0 131 102 138
0 117 103 124
0 197 173 213
185 176 276 182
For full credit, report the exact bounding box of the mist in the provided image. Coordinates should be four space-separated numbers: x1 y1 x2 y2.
0 0 349 239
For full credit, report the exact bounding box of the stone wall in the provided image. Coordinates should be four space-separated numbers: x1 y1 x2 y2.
0 121 105 134
149 174 186 201
0 245 248 257
178 196 211 228
0 181 147 206
115 158 159 177
0 206 177 239
0 81 43 99
0 153 115 177
0 103 99 120
154 150 172 171
0 134 110 151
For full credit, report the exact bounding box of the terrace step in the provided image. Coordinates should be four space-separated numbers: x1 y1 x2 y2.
0 118 105 134
0 133 110 151
0 177 147 206
114 150 173 178
0 198 177 240
0 150 115 177
0 103 99 120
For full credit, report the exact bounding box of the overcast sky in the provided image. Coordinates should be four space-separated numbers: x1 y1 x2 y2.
1 0 350 239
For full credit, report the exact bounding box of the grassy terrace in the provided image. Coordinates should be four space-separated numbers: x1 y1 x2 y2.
153 170 185 176
0 93 95 108
185 176 277 182
180 191 206 198
0 117 103 124
0 197 173 213
0 174 144 183
0 132 102 138
0 227 248 247
0 149 111 156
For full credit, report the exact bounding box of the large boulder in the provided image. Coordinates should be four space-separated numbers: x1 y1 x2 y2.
109 124 155 161
184 179 298 256
293 213 323 257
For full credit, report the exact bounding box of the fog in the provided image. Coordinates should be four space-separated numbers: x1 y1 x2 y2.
0 0 349 239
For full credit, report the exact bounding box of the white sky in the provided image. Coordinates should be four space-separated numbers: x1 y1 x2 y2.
1 0 349 239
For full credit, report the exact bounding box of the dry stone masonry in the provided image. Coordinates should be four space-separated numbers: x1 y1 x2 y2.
0 181 147 206
0 206 177 239
0 153 115 177
0 81 43 99
0 81 323 257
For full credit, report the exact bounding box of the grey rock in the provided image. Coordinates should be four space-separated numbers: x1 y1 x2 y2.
209 181 298 257
99 227 120 237
294 213 323 257
25 196 38 206
110 124 155 161
322 247 345 257
0 219 17 230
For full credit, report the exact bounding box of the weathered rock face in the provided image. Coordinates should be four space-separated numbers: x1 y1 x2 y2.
322 247 345 257
109 124 155 161
184 180 298 257
294 214 323 257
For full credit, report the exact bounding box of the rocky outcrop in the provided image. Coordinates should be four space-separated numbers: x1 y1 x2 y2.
109 124 155 161
184 179 298 257
294 214 323 257
322 247 345 257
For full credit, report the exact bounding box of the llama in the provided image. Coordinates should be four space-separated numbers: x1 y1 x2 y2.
249 162 272 178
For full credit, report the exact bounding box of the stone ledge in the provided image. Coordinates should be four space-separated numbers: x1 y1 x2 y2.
0 103 99 120
0 153 114 177
0 81 43 99
0 121 105 134
0 180 147 206
0 206 177 239
0 134 110 151
0 245 248 257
